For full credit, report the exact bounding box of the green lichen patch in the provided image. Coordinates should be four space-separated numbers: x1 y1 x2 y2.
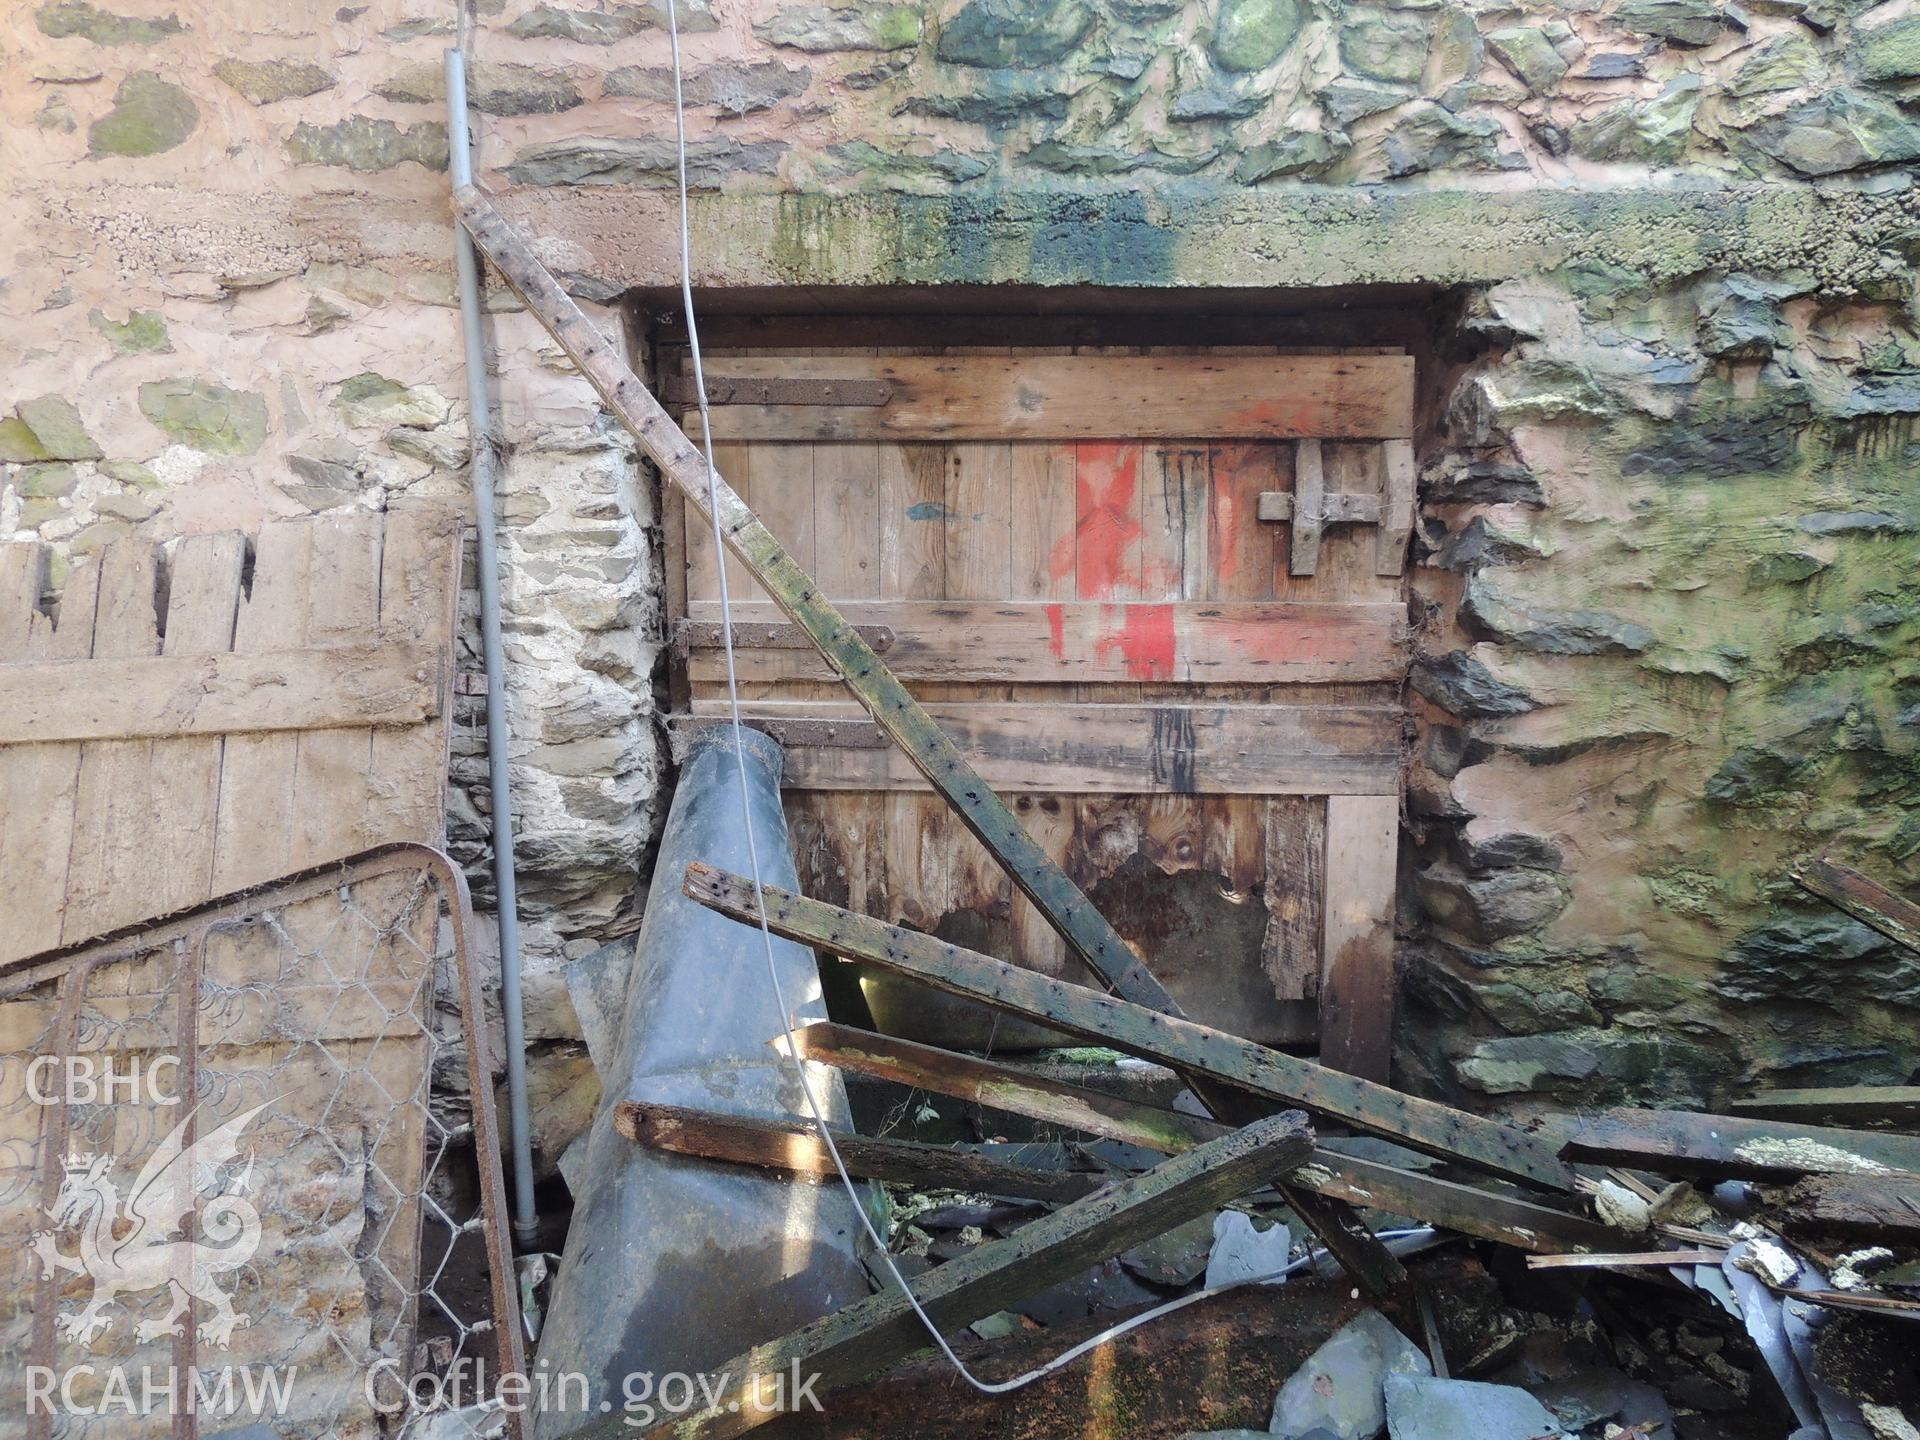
1858 16 1920 83
88 307 170 353
87 72 198 158
12 395 102 460
136 378 267 454
936 0 1094 68
756 3 922 52
285 117 448 173
16 463 77 498
1210 0 1302 72
334 373 452 430
212 58 335 104
35 1 184 45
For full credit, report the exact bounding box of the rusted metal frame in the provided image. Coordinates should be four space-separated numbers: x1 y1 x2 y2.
9 842 527 1437
453 186 1404 1293
1793 854 1920 956
627 1112 1316 1440
660 375 893 407
782 1022 1613 1255
615 1100 1104 1204
686 864 1572 1191
28 952 96 1440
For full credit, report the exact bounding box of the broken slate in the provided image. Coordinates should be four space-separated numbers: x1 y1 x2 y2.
1271 1308 1431 1440
1383 1375 1568 1440
1204 1210 1293 1288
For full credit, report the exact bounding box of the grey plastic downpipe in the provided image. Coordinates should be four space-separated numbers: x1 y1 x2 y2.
531 726 869 1437
445 46 538 1249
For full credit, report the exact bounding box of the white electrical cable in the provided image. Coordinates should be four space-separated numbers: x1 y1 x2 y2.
661 0 1399 1397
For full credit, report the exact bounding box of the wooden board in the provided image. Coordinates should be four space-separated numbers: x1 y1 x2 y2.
684 600 1406 686
682 354 1417 442
677 703 1400 796
0 509 464 965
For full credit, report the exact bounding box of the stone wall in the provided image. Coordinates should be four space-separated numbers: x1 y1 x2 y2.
4 0 1918 1114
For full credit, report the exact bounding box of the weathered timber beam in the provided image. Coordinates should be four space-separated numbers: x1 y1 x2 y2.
1777 1171 1920 1240
1553 1108 1920 1179
455 185 1405 1292
1727 1085 1920 1129
613 1100 1102 1205
782 1023 1614 1254
1793 856 1920 957
629 1110 1314 1440
0 641 442 743
686 865 1571 1192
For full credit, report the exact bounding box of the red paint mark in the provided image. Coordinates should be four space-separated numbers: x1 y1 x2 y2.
1069 442 1141 599
1212 485 1239 585
1225 397 1321 435
1045 601 1065 660
1096 604 1177 681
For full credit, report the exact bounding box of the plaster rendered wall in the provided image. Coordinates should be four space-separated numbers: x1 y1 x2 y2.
3 0 1918 1119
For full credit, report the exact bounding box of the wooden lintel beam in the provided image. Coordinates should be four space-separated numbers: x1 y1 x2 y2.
686 865 1572 1192
782 1023 1614 1255
0 641 443 743
614 1100 1103 1205
629 1111 1315 1440
1793 856 1920 957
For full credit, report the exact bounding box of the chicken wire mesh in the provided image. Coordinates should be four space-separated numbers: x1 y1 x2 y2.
0 844 524 1440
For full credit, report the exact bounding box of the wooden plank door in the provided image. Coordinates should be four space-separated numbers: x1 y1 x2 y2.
0 502 463 966
665 344 1414 1075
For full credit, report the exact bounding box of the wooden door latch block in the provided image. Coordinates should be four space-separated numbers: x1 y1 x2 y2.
1258 438 1416 578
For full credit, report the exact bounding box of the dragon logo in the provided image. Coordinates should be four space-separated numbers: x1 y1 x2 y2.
31 1100 273 1349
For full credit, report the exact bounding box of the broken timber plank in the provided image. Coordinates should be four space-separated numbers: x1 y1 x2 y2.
687 865 1572 1191
782 1023 1615 1255
1793 856 1920 957
1777 1171 1920 1240
613 1100 1103 1205
1525 1249 1726 1271
632 1110 1315 1440
1727 1085 1920 1129
0 642 442 743
457 186 1403 1293
1554 1108 1920 1180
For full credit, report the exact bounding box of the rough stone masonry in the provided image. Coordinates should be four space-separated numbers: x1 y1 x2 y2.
3 0 1917 1141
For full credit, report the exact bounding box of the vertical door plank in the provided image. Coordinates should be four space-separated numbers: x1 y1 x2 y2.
149 533 245 918
1288 439 1327 579
289 513 384 870
877 443 947 600
61 540 163 941
1206 444 1280 602
0 544 81 962
212 521 314 893
814 443 881 601
370 502 465 846
1141 446 1208 601
942 442 1012 601
1320 793 1399 1082
1315 444 1398 602
1074 442 1144 602
1007 793 1073 980
754 441 817 591
1007 443 1076 602
1261 795 1325 1003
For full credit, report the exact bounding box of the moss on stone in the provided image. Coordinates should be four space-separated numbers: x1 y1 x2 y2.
136 379 268 455
87 72 197 157
15 396 101 460
88 307 170 353
35 1 184 45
